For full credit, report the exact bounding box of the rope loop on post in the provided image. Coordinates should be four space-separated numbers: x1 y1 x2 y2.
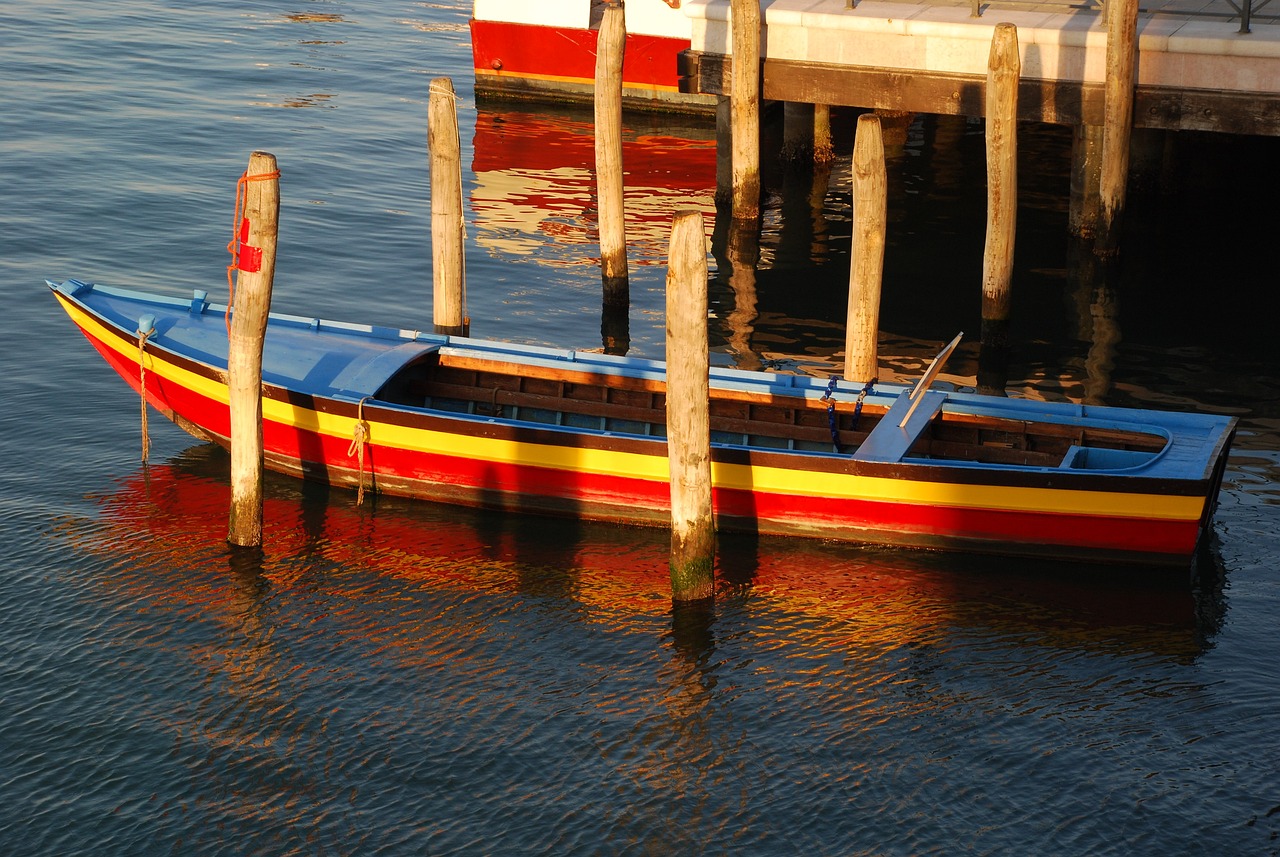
821 376 841 453
346 397 372 505
852 379 875 430
137 327 152 464
821 377 875 454
225 168 283 338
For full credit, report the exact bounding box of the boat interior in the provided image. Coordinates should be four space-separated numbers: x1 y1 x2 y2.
375 349 1168 470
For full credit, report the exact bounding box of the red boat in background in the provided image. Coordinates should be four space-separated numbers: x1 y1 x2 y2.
470 0 715 112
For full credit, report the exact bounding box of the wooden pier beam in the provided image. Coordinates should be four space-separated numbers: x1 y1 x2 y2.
980 23 1019 395
844 114 886 384
429 77 468 336
730 0 761 222
1097 0 1139 257
227 151 280 548
666 210 715 602
595 4 629 307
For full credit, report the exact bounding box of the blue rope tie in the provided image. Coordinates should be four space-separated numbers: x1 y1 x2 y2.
821 376 841 453
821 377 875 454
852 379 874 430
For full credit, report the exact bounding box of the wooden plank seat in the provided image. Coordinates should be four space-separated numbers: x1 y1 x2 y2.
383 355 881 451
378 351 1171 466
420 375 875 450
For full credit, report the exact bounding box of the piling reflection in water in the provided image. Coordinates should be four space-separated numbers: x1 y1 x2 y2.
71 444 1225 663
462 102 1265 419
46 440 1233 849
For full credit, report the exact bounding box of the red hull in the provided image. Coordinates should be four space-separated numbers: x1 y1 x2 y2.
54 280 1234 569
83 320 1204 563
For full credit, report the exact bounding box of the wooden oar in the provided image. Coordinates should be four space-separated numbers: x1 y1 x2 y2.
899 332 964 428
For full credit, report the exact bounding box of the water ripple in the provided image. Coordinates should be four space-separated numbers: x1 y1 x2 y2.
5 0 1280 853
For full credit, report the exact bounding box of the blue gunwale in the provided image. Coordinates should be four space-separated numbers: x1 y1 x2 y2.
50 279 1235 483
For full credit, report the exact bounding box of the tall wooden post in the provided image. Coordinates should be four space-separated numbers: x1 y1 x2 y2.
980 23 1019 395
1098 0 1139 256
730 0 760 222
595 4 629 307
666 211 714 602
227 151 280 548
429 77 467 336
844 114 886 384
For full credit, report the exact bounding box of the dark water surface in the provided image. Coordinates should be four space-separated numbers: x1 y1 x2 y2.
3 1 1280 854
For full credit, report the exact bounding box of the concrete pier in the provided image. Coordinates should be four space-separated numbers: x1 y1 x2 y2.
679 0 1280 136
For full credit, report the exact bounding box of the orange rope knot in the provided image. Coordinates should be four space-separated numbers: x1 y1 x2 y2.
347 397 373 505
137 327 152 464
225 168 282 338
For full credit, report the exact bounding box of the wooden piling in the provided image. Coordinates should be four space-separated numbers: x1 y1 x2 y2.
1069 123 1103 239
982 23 1019 326
844 114 886 384
813 103 834 164
666 210 715 602
595 4 629 307
781 101 815 164
714 96 733 206
730 0 760 222
1098 0 1139 256
429 77 468 336
227 151 280 548
980 23 1019 394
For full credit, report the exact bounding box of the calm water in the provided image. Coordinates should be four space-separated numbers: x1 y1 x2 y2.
3 1 1280 854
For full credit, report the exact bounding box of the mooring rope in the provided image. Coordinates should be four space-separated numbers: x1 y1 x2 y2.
821 376 841 453
346 396 372 505
852 379 874 430
821 377 875 454
225 168 282 338
137 327 152 464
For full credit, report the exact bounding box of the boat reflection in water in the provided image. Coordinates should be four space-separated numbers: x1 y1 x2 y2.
71 444 1226 666
469 103 716 270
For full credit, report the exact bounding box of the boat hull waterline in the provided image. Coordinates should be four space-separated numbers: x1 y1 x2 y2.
51 279 1236 566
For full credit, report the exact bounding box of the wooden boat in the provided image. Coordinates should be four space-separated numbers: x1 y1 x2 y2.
470 0 714 112
50 278 1236 567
